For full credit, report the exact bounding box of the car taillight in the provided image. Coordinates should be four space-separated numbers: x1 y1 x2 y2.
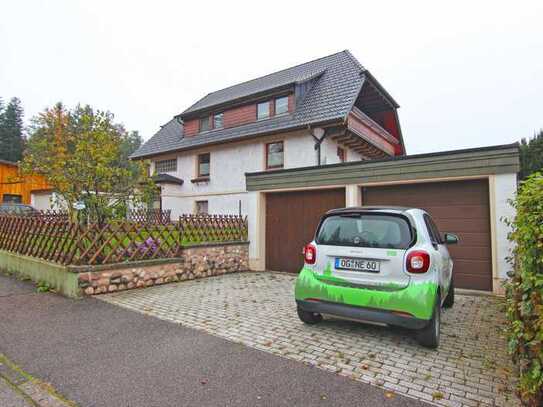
406 250 430 273
303 244 317 265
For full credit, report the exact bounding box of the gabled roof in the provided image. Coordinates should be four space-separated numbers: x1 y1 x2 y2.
133 50 395 159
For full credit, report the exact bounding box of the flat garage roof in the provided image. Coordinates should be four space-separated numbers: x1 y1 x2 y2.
245 143 519 191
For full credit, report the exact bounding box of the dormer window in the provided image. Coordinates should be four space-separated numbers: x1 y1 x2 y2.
257 101 270 120
199 117 210 132
275 96 288 115
213 113 224 129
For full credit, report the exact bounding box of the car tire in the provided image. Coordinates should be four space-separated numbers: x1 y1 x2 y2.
443 276 454 308
417 295 440 349
297 306 323 324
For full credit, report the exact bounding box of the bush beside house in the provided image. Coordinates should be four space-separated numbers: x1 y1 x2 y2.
505 172 543 406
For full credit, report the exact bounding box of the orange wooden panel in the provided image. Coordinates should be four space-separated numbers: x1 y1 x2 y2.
0 162 51 205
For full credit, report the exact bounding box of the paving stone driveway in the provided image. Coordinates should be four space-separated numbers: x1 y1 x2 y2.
100 272 519 407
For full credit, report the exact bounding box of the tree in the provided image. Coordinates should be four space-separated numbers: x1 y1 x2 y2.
0 97 25 162
519 130 543 179
22 103 154 224
120 130 143 164
118 130 144 177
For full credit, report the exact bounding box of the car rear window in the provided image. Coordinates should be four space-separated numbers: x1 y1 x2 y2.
316 214 413 249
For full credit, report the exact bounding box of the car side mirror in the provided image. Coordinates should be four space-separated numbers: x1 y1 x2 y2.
444 233 459 245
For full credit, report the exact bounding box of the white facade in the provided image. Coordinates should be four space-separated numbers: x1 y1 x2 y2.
153 129 363 219
31 192 53 210
491 173 517 291
30 191 65 211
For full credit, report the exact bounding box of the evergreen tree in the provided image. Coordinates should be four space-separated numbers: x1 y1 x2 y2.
0 97 24 162
519 130 543 179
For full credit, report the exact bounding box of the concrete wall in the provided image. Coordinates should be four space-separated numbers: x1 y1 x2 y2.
491 173 517 291
0 250 81 298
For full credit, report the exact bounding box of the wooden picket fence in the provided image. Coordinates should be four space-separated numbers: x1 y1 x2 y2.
32 210 70 222
128 209 171 224
178 214 248 243
0 213 247 266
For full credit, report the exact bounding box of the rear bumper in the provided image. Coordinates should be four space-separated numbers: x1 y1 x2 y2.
295 267 438 320
297 299 428 330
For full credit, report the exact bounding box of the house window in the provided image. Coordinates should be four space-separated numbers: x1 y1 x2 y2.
155 159 177 173
195 200 208 215
275 96 289 115
266 141 284 169
257 101 270 120
198 153 210 177
199 117 210 132
337 147 346 163
151 187 162 210
2 194 22 203
213 113 224 129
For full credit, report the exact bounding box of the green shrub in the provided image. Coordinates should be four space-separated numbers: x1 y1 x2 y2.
505 172 543 406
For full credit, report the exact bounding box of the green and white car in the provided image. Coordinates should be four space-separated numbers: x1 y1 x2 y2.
295 206 458 348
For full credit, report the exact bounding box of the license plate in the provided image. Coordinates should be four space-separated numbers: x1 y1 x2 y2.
335 257 380 273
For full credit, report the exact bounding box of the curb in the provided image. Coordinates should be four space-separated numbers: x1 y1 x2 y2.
0 354 76 407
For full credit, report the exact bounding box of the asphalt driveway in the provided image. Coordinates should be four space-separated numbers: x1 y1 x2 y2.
0 273 426 407
101 272 519 407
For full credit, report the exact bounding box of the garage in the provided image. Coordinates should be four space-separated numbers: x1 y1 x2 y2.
362 179 492 291
247 143 519 294
266 188 345 273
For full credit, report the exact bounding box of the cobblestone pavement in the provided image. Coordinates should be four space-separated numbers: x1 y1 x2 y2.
0 354 75 407
101 272 519 407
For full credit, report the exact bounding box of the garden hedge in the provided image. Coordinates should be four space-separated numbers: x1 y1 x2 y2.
505 172 543 406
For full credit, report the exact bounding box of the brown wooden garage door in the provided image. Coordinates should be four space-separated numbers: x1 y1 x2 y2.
363 179 492 291
266 188 345 273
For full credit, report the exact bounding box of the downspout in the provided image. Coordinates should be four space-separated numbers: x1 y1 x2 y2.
309 126 328 166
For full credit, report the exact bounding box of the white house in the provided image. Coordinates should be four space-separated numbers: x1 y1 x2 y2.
133 50 405 218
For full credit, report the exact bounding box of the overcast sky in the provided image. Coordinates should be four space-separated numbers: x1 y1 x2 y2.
1 0 542 154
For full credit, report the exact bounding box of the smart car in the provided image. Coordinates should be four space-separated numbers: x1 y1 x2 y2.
295 206 458 348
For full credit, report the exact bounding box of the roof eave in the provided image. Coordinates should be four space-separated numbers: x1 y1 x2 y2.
131 117 345 160
363 71 400 109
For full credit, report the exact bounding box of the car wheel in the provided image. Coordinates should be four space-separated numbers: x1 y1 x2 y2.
417 295 440 349
443 276 454 308
297 306 323 324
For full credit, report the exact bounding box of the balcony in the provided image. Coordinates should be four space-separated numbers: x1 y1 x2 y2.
331 107 399 159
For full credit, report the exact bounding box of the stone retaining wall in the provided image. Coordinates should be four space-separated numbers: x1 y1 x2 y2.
77 242 249 295
0 242 249 298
